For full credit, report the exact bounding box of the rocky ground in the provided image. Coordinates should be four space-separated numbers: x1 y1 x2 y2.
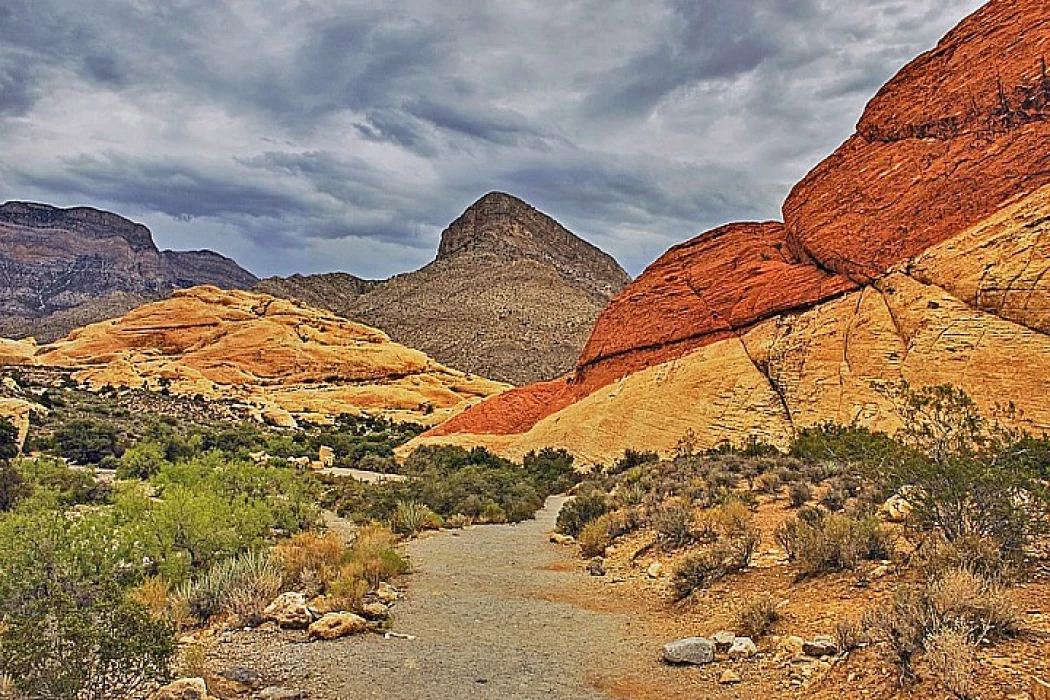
203 497 648 699
196 494 1050 700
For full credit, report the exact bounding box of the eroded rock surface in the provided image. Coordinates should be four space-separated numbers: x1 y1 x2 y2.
409 0 1050 465
4 286 506 427
0 201 257 341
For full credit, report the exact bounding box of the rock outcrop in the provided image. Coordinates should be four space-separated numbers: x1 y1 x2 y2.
0 201 257 341
257 193 631 385
408 0 1050 465
4 286 506 427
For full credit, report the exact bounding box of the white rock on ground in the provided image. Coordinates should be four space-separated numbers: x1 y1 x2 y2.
662 637 715 665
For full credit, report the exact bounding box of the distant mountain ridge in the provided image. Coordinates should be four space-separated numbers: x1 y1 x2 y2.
257 192 631 385
0 201 258 341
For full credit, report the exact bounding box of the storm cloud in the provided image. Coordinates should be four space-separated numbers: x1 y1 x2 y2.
0 0 985 278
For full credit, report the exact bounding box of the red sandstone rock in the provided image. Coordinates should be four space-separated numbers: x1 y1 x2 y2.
421 0 1050 454
784 0 1050 282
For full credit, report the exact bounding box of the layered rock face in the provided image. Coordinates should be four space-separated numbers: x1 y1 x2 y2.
0 202 257 341
256 193 631 385
7 286 506 427
410 0 1050 465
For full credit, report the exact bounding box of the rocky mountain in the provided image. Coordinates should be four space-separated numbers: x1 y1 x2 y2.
2 285 507 428
256 192 631 385
0 201 258 341
408 0 1050 465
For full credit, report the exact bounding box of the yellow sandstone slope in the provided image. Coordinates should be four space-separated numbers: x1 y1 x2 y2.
8 286 508 427
407 185 1050 466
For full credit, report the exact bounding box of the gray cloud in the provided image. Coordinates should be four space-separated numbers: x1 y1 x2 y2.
0 0 986 278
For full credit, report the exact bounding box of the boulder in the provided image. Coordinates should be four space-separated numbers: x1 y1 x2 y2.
712 631 737 653
259 688 307 700
728 637 758 660
549 533 575 545
151 678 210 700
802 636 839 658
880 494 913 523
263 592 313 629
308 612 368 640
662 637 715 665
646 562 664 578
218 666 262 689
361 602 391 620
318 445 335 467
376 582 400 604
587 557 606 577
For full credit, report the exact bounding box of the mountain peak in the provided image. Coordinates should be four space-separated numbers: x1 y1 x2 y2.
435 192 630 298
1 200 157 252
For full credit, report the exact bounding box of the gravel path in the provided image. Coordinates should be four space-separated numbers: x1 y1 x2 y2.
216 497 646 699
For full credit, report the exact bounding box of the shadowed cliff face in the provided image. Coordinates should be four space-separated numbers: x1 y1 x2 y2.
0 201 257 341
258 192 631 385
413 0 1050 466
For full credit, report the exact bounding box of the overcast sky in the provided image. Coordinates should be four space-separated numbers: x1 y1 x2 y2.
0 0 985 279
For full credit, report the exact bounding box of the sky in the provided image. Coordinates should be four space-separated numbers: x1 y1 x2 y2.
0 0 986 280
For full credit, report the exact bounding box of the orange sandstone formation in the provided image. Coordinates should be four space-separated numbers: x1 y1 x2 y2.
6 286 507 427
412 0 1050 465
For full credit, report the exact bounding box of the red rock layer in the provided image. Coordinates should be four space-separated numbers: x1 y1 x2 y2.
428 223 857 439
784 0 1050 282
576 222 857 386
425 0 1050 446
425 380 572 438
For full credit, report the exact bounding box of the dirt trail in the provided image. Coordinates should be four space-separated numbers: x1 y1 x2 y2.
218 497 650 699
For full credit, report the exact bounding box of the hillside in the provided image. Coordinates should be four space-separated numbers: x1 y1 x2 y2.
410 0 1050 465
2 286 507 427
0 201 258 341
257 192 631 385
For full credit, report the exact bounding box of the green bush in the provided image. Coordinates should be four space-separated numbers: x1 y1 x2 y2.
0 418 18 460
556 489 610 537
54 419 122 464
0 509 175 697
775 511 891 577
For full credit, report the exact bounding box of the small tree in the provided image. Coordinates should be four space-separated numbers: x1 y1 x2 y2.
0 417 19 460
884 385 1050 565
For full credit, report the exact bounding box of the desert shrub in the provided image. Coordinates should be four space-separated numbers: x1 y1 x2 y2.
577 511 639 557
788 481 812 508
117 440 171 480
874 386 1050 567
391 501 443 535
650 500 697 548
16 457 109 507
0 462 26 512
606 449 659 476
927 629 975 700
671 504 759 600
915 532 1017 581
175 549 281 625
556 489 610 537
864 568 1018 682
775 511 891 577
0 509 175 698
737 595 781 638
835 618 868 653
579 518 613 558
0 418 18 460
54 419 122 464
352 523 408 588
273 531 346 591
753 471 781 495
